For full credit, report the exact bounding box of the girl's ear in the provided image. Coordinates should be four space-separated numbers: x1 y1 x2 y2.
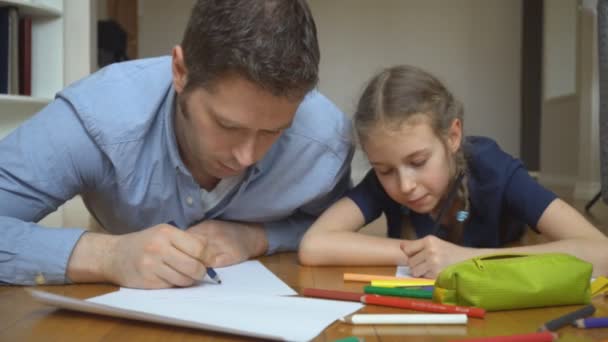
447 118 462 153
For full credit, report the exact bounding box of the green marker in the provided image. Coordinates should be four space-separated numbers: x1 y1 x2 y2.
333 337 364 342
364 285 433 299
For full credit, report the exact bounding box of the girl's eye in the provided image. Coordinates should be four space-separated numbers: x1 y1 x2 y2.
219 122 238 130
376 168 393 176
411 159 427 167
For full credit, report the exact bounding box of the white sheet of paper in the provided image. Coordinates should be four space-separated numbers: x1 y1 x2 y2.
87 290 362 341
118 260 297 297
29 260 363 341
395 265 412 278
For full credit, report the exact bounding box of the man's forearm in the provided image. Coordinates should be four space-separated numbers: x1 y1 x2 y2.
66 232 117 283
0 217 87 285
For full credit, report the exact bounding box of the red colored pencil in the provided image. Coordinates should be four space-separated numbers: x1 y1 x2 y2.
302 288 363 302
301 288 485 318
362 294 485 319
449 331 558 342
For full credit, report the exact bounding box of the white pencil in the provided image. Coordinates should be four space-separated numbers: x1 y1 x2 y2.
339 314 468 325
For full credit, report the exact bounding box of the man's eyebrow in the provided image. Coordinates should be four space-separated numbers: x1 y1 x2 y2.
208 104 293 132
208 106 242 127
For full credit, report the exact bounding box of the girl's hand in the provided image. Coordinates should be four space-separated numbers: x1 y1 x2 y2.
400 236 474 279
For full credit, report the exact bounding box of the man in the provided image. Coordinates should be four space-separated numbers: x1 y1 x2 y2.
0 0 352 288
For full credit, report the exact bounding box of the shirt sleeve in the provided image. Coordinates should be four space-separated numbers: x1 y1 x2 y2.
346 169 387 225
263 145 354 254
0 98 108 285
503 164 558 232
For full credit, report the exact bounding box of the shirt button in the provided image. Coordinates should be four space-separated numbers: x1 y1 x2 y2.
35 272 46 285
186 196 193 206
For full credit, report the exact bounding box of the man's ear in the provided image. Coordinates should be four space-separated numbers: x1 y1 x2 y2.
172 45 188 94
447 118 463 153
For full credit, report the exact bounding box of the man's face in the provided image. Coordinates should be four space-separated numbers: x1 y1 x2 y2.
175 74 300 187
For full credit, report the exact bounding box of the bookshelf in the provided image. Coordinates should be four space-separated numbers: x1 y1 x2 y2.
0 0 63 139
0 0 61 17
0 0 96 229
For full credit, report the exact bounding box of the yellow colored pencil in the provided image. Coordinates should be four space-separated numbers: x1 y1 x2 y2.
344 273 413 282
371 279 435 287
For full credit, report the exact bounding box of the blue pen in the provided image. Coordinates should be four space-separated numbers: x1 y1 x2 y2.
167 221 222 284
205 267 222 284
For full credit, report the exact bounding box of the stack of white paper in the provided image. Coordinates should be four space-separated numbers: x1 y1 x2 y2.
31 261 362 341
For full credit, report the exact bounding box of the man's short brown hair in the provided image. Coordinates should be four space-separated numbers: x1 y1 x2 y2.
181 0 320 100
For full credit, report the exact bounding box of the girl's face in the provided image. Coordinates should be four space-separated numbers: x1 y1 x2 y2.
362 115 462 215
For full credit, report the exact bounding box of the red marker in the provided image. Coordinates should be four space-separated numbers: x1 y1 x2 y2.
302 288 485 318
449 331 558 342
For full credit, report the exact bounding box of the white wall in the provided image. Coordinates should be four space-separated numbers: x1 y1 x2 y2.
311 0 521 156
544 0 577 100
575 1 601 199
138 0 522 176
539 0 579 192
138 0 195 57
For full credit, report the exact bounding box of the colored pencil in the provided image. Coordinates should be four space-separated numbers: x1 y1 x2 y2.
364 285 433 299
333 337 364 342
538 305 596 331
449 332 558 342
302 288 363 302
301 288 485 318
344 273 431 282
371 279 435 287
340 313 467 325
574 317 608 328
591 276 608 296
362 294 485 318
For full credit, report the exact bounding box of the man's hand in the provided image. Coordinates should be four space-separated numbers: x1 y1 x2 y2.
67 223 212 289
400 235 474 279
187 220 268 267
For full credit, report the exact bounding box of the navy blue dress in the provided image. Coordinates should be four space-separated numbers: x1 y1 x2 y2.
347 136 557 247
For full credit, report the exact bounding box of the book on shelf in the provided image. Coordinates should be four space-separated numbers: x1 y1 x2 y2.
19 16 31 96
8 6 18 95
0 6 32 96
0 7 8 94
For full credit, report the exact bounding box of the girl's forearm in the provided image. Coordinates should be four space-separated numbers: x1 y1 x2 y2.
299 231 407 266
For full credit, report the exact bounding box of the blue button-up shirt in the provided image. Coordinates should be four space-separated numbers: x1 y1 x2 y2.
0 57 353 285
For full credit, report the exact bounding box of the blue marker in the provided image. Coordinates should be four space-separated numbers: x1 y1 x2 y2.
167 221 222 284
574 317 608 329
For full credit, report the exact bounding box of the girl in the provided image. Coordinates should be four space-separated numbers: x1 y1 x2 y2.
299 65 608 278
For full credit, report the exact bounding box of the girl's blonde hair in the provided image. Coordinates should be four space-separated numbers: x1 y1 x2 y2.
354 65 469 243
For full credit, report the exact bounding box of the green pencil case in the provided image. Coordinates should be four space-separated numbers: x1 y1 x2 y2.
433 253 592 311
